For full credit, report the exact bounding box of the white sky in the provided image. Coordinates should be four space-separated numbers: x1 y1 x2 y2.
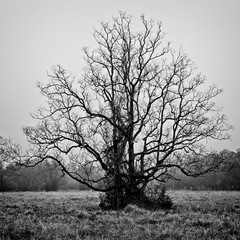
0 0 239 151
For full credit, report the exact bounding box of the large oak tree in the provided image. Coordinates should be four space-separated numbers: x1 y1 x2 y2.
14 13 231 208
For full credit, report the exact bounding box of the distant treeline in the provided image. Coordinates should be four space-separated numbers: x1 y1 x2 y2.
165 167 240 191
165 150 240 191
0 161 89 192
1 149 240 192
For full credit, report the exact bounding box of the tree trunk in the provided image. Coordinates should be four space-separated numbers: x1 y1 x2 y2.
99 174 146 210
125 183 145 204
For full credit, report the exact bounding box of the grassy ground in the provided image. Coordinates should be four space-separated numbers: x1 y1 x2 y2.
1 190 240 239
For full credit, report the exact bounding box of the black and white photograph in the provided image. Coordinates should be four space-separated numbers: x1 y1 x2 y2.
0 0 240 239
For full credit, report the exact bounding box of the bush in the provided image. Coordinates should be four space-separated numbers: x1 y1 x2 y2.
145 184 173 209
98 172 173 210
99 184 173 210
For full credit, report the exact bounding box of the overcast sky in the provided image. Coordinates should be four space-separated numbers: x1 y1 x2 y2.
0 0 239 151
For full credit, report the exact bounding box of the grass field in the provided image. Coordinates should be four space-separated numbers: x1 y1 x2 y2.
1 190 240 239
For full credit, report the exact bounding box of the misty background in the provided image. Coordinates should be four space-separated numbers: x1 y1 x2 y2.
0 0 239 151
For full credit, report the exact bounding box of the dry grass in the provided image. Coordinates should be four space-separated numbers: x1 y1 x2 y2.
1 190 240 239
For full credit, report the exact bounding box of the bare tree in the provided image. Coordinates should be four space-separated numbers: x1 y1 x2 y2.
16 13 231 208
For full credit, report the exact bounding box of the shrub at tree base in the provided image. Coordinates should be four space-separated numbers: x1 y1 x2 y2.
145 184 173 209
99 184 173 210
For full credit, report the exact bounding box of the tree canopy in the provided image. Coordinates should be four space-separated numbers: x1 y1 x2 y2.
4 13 232 208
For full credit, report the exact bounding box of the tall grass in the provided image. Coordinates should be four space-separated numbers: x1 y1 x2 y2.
1 190 240 239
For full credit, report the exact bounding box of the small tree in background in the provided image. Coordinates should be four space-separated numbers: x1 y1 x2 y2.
8 13 231 209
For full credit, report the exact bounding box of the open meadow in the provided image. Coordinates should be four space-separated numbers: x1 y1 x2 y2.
1 190 240 239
